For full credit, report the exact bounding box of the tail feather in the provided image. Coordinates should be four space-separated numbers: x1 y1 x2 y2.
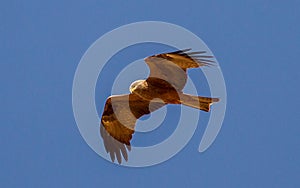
179 93 219 112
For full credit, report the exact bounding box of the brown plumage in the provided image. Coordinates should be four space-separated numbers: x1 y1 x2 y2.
100 49 219 164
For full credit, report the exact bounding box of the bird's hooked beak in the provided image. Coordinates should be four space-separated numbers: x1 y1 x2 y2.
129 86 135 94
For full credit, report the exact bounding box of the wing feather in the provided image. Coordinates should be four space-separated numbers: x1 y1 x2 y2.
100 94 165 163
145 49 214 90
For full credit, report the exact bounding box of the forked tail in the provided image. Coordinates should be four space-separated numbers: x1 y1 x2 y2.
179 93 219 112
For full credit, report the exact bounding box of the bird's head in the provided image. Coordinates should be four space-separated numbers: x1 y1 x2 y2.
129 80 145 94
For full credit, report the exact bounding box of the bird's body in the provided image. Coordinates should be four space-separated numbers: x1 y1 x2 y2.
130 78 181 104
100 49 219 163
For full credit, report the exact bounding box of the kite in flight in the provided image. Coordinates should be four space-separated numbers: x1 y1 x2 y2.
100 49 219 164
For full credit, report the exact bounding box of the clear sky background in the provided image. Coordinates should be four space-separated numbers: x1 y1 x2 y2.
1 0 299 187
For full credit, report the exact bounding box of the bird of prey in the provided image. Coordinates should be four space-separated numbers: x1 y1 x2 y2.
100 49 219 164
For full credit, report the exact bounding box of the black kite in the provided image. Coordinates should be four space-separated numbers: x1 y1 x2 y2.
100 49 219 163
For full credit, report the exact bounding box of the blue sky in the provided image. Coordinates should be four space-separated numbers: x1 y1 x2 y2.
1 0 299 187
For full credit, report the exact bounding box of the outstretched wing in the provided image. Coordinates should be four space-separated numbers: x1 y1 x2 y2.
144 48 214 91
100 94 165 163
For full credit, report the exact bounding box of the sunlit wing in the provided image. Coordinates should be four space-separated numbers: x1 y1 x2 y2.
100 94 165 163
144 48 214 91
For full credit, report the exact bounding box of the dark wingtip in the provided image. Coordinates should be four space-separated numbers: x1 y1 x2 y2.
126 144 131 151
169 48 192 54
168 49 216 67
